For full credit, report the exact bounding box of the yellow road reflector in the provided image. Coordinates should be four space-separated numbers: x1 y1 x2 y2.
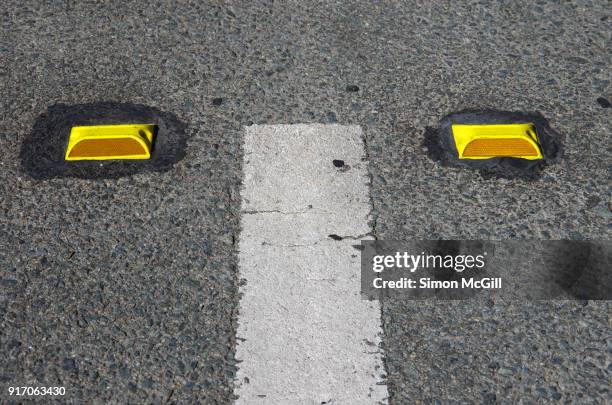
451 123 543 160
65 124 156 161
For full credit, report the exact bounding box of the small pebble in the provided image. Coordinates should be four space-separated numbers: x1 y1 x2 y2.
596 97 610 108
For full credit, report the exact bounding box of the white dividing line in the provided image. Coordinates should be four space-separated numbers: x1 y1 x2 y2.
235 124 387 404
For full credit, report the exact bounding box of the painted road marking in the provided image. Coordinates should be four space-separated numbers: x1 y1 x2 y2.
235 124 387 404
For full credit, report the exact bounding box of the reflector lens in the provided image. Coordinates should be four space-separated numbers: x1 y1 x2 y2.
451 123 543 160
463 138 539 157
65 124 155 161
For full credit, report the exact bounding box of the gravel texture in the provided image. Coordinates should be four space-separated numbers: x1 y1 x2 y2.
1 0 610 403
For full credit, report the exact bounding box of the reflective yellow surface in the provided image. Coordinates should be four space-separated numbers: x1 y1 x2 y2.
65 124 155 161
451 123 543 160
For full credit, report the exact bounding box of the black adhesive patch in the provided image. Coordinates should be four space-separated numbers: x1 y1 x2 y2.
423 110 563 179
20 102 188 180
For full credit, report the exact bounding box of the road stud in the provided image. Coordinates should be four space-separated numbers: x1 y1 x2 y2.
451 123 543 160
65 124 156 161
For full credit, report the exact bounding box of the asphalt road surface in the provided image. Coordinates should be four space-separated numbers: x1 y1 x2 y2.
1 1 610 404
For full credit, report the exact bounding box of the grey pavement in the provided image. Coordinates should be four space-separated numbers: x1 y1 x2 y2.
1 1 610 404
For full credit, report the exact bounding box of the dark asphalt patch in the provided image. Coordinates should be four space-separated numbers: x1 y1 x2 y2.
20 102 188 180
423 110 563 180
541 241 612 300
